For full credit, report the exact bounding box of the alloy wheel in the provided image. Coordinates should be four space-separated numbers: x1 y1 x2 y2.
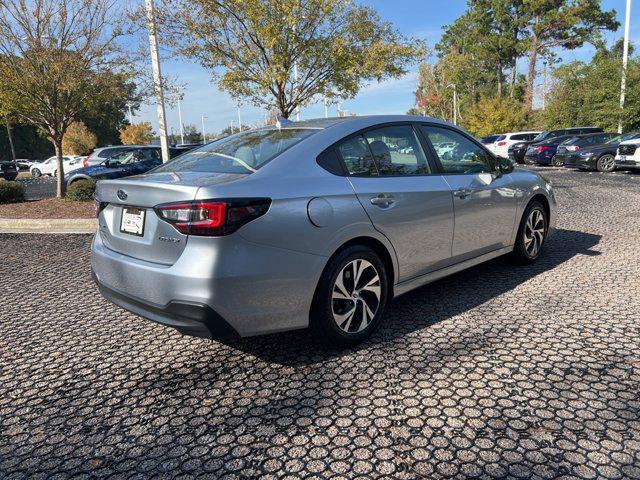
524 209 546 257
551 155 562 167
32 169 41 178
598 155 615 172
331 259 381 333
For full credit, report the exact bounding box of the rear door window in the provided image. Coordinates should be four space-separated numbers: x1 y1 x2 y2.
337 136 378 176
362 125 431 176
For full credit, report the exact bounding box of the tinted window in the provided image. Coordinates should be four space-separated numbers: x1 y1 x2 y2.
337 135 378 176
153 128 319 174
138 148 161 161
362 125 431 176
511 134 527 141
420 126 494 174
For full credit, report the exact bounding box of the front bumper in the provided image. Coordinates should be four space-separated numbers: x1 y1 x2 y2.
91 231 328 338
615 158 640 170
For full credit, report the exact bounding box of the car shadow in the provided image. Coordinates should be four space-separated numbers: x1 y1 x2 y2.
221 227 602 366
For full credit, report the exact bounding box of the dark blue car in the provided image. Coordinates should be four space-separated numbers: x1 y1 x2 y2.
523 134 577 166
65 146 180 187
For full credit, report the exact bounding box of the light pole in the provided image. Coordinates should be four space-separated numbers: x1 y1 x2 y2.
177 97 185 144
126 103 134 124
237 105 242 131
447 84 457 125
618 0 632 134
542 61 548 111
323 96 328 119
145 0 170 163
201 115 207 143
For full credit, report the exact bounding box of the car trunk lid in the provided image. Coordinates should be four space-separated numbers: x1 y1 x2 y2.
95 172 247 265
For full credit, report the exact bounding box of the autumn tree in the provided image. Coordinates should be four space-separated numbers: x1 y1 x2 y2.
463 95 528 137
0 0 133 197
0 83 18 161
161 0 423 118
62 121 97 156
120 122 155 145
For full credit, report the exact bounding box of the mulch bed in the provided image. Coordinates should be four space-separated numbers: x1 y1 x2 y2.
0 198 94 219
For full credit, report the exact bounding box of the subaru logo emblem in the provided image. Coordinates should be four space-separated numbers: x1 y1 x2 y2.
116 189 128 201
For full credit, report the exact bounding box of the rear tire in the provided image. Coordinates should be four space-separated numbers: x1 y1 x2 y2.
551 155 562 167
596 154 615 173
31 168 41 178
511 200 548 264
311 246 388 345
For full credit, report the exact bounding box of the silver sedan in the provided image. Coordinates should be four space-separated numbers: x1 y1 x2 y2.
91 115 556 345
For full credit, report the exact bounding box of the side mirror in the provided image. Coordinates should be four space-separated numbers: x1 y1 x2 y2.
497 157 514 174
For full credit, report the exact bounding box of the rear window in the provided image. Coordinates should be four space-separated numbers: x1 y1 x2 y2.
561 136 580 145
153 128 319 174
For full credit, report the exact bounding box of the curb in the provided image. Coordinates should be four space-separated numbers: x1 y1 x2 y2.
0 218 97 234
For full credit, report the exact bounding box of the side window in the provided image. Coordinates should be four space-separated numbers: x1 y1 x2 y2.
420 125 494 174
511 134 525 141
362 125 431 176
337 135 378 176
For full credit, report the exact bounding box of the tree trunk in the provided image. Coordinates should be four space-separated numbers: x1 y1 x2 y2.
53 137 66 198
525 38 539 111
5 120 16 162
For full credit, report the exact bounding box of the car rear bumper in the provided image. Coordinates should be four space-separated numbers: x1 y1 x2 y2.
563 155 595 169
91 231 328 338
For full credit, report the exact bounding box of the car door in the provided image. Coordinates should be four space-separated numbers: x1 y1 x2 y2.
419 124 519 262
336 124 455 281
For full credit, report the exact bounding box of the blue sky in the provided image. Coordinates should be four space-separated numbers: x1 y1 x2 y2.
137 0 638 135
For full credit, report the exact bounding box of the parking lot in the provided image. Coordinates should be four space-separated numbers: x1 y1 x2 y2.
1 166 639 479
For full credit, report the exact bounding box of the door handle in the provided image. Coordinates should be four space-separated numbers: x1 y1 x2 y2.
453 188 472 199
370 194 395 207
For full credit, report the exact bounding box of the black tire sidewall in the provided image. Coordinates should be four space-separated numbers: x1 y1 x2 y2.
513 201 548 263
312 246 388 344
32 169 41 177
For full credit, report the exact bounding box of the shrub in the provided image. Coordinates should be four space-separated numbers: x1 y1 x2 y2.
0 180 25 204
66 179 96 202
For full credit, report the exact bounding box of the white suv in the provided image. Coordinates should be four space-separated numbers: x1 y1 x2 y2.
490 131 541 159
615 139 640 171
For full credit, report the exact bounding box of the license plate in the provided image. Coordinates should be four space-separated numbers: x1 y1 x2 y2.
619 155 626 161
120 207 146 237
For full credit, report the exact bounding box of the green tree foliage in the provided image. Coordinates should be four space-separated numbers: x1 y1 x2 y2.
541 42 639 132
0 0 133 197
163 0 423 118
464 95 528 137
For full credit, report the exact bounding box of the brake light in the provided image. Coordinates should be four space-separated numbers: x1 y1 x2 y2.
534 146 550 152
84 151 94 168
155 198 271 236
497 141 507 146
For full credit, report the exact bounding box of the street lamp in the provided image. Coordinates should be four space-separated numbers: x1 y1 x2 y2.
618 0 632 134
126 102 134 124
177 96 185 145
201 115 207 143
447 84 457 125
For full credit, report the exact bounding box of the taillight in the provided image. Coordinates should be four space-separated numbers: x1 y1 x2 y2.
84 152 94 168
497 141 507 146
534 146 550 152
155 198 271 236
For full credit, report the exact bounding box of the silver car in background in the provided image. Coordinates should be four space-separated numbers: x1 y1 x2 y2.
92 115 556 345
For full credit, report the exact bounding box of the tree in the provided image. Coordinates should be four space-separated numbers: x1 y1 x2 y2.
120 122 154 145
62 122 97 155
183 124 202 144
463 95 528 137
0 86 18 161
0 0 132 197
520 0 618 110
541 42 640 131
163 0 422 118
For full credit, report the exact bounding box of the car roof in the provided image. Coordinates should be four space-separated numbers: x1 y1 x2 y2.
264 115 453 130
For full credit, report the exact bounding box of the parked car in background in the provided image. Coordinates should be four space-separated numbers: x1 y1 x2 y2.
509 127 603 164
65 146 181 187
83 146 145 168
172 143 203 154
0 160 18 181
554 132 618 167
29 156 83 178
15 159 33 171
524 135 577 166
492 131 540 159
615 138 640 171
480 134 501 145
91 115 556 345
563 132 640 172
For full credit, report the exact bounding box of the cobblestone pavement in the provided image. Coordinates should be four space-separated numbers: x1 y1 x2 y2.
1 167 640 479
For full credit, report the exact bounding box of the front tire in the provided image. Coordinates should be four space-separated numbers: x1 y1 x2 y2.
551 155 563 167
31 168 41 178
596 154 615 173
512 201 548 264
311 246 388 345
